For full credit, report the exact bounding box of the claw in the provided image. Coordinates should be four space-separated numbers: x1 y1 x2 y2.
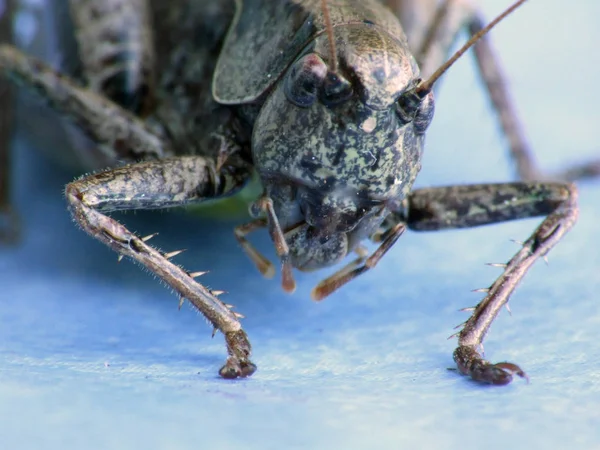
494 362 529 383
219 330 255 379
219 358 257 379
454 346 528 385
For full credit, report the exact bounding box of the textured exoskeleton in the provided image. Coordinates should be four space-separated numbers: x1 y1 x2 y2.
1 0 598 384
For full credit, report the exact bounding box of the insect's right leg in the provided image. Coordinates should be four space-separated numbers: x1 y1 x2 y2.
65 155 256 378
401 181 578 384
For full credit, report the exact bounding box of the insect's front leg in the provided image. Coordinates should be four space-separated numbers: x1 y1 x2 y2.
397 181 578 384
0 0 18 243
65 156 256 378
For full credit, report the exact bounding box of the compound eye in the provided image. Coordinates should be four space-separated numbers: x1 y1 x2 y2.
395 83 435 134
413 90 434 134
395 90 420 125
320 72 353 107
285 53 328 108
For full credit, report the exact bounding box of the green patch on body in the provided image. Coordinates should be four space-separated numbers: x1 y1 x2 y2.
187 171 263 220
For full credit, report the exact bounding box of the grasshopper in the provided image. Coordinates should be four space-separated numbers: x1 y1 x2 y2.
0 0 598 384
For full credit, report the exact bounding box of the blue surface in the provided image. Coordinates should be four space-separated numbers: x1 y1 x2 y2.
1 1 600 449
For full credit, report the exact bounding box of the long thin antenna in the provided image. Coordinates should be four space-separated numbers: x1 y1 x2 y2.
416 0 527 96
321 0 338 73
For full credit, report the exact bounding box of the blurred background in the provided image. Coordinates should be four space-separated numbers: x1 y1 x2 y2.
1 1 599 449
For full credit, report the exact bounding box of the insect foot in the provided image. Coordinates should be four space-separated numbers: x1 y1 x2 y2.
219 330 256 379
454 346 528 385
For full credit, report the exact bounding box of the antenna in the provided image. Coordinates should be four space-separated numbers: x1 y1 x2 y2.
416 0 527 97
321 0 338 73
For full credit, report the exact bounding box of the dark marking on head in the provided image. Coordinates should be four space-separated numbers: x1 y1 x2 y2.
372 68 385 84
332 143 346 166
300 152 321 172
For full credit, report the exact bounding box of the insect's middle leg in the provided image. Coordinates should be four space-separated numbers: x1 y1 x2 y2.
68 0 155 114
65 155 256 379
0 44 166 163
389 0 600 182
465 14 600 182
399 181 578 384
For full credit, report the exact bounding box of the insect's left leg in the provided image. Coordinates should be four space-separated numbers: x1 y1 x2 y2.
389 0 600 181
66 155 257 378
0 0 18 243
464 11 600 181
401 181 578 385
